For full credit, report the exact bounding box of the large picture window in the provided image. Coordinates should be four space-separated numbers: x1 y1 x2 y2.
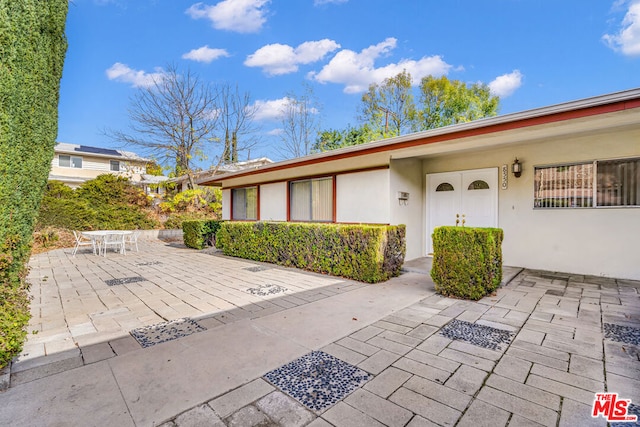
232 187 257 220
290 177 333 222
59 155 82 169
534 157 640 208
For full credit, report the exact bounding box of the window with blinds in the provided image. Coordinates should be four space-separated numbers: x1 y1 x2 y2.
597 158 640 207
290 177 333 222
534 157 640 208
232 187 257 220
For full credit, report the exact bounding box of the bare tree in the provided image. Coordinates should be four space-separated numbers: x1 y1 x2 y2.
106 65 219 189
217 83 260 164
277 86 320 159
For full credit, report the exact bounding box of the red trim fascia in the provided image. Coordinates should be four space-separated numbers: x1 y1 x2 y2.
286 182 290 222
256 186 261 221
204 99 639 185
332 174 337 223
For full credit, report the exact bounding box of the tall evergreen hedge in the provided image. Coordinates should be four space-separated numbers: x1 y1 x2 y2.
216 222 406 283
0 1 68 369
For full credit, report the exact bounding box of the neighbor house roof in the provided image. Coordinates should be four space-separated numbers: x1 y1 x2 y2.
168 158 274 185
55 143 150 162
200 88 640 187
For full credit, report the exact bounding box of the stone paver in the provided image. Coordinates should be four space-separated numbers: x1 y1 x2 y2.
3 242 639 427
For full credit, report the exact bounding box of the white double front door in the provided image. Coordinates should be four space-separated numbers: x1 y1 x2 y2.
426 168 498 254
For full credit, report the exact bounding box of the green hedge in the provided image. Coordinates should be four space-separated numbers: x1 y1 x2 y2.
216 222 406 283
430 226 503 300
183 220 223 249
37 177 159 231
0 1 68 369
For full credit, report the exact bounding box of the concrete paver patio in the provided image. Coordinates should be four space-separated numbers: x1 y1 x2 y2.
0 238 639 426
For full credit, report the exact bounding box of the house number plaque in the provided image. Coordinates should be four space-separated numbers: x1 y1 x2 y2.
501 164 508 190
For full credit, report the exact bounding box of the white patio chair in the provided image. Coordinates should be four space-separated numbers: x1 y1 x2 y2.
72 230 96 257
102 233 125 257
125 231 141 252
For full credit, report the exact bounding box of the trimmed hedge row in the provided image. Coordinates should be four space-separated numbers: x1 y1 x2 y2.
183 219 223 249
430 226 503 300
216 222 406 283
0 1 68 369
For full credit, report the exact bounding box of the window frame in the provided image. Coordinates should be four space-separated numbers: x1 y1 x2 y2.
58 155 83 169
534 156 640 209
110 160 120 172
231 186 259 220
288 176 335 222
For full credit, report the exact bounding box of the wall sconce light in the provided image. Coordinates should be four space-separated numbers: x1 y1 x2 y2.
512 158 522 178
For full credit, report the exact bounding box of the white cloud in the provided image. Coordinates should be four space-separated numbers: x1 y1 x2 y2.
266 128 284 136
252 96 320 121
309 37 452 94
244 39 341 75
105 63 166 87
488 70 523 98
182 45 230 63
251 97 291 121
186 0 269 33
314 0 348 6
603 1 640 56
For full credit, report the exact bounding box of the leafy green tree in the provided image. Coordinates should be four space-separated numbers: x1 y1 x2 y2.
418 75 499 129
313 125 372 153
0 0 68 368
359 70 417 139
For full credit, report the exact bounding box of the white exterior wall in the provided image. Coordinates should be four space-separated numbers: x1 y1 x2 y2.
222 189 231 220
422 127 640 280
49 154 146 187
259 182 287 221
336 169 390 224
389 159 424 261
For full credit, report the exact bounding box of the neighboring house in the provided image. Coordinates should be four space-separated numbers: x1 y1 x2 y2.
201 88 640 280
139 174 170 198
171 158 274 192
49 143 151 188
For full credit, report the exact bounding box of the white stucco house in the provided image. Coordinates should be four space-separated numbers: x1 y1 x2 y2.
201 89 640 280
49 143 151 188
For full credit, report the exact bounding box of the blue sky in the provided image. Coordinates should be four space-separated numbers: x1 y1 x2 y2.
58 0 640 168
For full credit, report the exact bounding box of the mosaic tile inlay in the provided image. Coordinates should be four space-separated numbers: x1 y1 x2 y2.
604 323 640 346
246 284 287 296
135 261 163 266
611 403 640 427
439 319 514 350
243 265 271 272
264 351 370 413
130 318 206 348
104 276 146 287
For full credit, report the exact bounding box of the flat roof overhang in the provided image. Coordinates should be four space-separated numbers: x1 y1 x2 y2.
201 88 640 188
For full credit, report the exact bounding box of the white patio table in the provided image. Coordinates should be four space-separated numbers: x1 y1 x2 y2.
81 230 132 256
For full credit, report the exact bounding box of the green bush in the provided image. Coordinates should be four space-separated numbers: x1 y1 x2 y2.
37 178 159 231
216 222 406 283
0 284 30 369
183 219 223 249
0 1 68 369
164 212 218 230
430 226 503 300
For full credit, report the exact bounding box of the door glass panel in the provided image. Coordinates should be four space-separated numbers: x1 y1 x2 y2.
436 183 454 192
468 180 489 190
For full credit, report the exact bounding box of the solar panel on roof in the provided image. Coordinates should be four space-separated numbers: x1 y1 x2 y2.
75 145 121 156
